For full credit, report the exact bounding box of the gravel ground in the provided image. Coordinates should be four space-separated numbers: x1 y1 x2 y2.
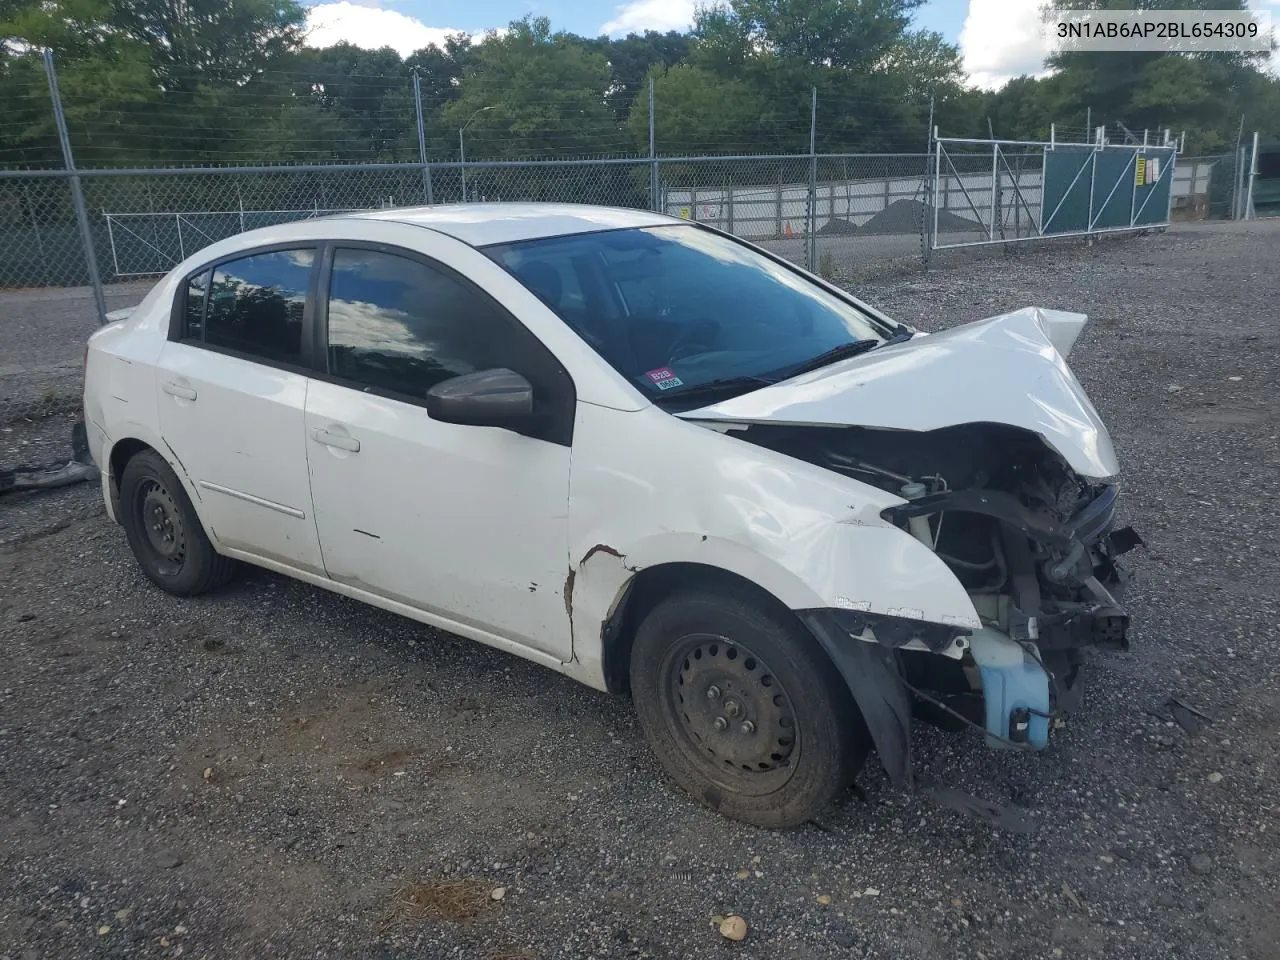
0 282 151 422
2 220 1278 960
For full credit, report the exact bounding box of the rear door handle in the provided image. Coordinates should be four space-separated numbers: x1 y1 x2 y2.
162 380 197 401
310 427 360 453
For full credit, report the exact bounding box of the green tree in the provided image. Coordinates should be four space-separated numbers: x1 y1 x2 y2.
0 0 309 164
0 0 160 165
443 18 616 159
629 64 768 155
284 44 417 161
708 0 926 71
110 0 305 90
684 0 960 152
585 30 691 122
1030 0 1279 150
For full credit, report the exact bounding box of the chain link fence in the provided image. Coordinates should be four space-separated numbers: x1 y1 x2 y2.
0 52 1250 430
1 153 941 294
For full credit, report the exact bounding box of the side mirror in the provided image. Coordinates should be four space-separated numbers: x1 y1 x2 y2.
425 368 534 428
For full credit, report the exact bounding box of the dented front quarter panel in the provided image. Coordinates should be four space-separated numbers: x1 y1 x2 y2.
559 403 980 689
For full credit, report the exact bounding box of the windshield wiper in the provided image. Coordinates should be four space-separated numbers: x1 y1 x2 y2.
657 374 775 402
881 325 915 347
779 328 916 380
778 339 879 378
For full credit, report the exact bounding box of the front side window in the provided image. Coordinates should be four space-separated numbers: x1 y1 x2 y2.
326 248 523 397
487 225 894 404
204 249 314 365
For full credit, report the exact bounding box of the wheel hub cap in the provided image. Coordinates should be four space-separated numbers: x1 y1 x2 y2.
673 638 797 773
138 480 186 573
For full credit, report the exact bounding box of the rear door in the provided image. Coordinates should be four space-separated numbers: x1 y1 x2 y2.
303 243 576 658
155 247 324 574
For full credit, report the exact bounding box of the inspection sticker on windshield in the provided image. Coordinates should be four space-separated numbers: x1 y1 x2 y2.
645 367 684 390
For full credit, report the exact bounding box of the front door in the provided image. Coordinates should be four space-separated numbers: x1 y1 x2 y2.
155 247 324 574
303 245 576 658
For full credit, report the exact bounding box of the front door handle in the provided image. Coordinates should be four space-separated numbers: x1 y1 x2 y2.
310 427 360 453
162 380 197 401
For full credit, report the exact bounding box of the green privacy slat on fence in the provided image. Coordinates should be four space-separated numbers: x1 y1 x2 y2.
1041 148 1095 234
1041 145 1175 235
1090 150 1136 229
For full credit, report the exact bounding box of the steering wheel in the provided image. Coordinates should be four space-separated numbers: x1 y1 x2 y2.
668 318 721 363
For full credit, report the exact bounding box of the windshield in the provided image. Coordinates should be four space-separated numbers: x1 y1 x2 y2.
486 225 893 404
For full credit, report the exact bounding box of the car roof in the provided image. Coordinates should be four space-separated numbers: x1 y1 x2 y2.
347 203 680 246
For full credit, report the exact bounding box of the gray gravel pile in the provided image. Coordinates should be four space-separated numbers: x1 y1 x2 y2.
1 220 1278 960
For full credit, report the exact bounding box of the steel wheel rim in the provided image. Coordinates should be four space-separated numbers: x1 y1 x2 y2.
137 479 186 576
659 633 800 796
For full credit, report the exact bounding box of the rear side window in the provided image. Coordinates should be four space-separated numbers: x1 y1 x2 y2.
203 249 314 365
326 248 519 396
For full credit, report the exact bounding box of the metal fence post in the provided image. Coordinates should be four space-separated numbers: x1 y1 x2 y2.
42 49 108 325
1087 140 1097 240
807 86 817 270
1013 151 1022 238
989 142 998 240
104 215 121 278
413 69 434 205
775 172 783 238
648 77 658 212
922 100 935 267
934 134 942 247
1246 131 1260 220
22 179 46 259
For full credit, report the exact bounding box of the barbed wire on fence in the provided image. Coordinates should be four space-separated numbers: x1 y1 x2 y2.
0 51 1228 321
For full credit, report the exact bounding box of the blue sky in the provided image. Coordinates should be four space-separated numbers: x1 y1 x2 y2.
305 0 967 39
303 0 975 63
300 1 1278 89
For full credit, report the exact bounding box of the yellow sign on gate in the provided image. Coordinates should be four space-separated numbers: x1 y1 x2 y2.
1135 156 1146 187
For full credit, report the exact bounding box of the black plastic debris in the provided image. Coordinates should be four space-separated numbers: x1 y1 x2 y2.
0 420 98 497
923 786 1038 835
1167 697 1212 736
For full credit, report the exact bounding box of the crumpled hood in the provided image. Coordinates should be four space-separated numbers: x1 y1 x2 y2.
678 307 1119 479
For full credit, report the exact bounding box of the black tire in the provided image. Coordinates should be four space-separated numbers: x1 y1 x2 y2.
119 448 235 596
630 584 867 828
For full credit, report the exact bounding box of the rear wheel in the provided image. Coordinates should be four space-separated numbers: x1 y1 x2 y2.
119 449 235 595
630 584 867 827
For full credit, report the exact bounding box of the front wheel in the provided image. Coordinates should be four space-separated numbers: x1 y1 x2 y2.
119 448 235 596
630 585 867 827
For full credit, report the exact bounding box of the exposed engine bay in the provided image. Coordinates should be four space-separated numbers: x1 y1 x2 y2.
734 420 1143 740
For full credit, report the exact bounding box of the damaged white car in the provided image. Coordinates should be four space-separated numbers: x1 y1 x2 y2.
83 204 1140 827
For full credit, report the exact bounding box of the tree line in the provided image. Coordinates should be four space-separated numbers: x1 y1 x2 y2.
1 0 1277 169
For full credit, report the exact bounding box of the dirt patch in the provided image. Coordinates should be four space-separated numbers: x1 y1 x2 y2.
382 878 494 927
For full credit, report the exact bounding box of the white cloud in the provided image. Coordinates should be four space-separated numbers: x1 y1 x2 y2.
1247 0 1280 76
959 0 1056 90
305 2 466 57
600 0 696 36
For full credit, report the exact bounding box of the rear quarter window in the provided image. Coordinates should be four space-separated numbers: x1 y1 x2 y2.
182 270 210 339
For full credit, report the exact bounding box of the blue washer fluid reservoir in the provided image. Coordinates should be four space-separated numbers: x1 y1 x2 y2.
967 627 1051 749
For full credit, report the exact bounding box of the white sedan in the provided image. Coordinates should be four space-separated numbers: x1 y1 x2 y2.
84 204 1138 827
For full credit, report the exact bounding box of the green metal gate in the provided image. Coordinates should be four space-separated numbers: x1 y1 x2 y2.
931 136 1176 250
